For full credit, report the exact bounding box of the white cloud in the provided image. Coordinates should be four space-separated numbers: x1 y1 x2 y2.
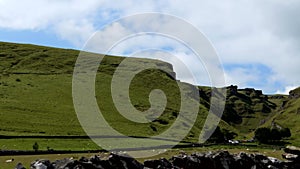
0 0 300 92
129 49 211 86
276 86 298 95
54 19 95 47
0 0 105 45
163 1 300 93
81 13 225 87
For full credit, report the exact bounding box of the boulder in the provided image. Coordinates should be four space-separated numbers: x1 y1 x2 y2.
282 153 299 161
30 159 53 169
284 146 300 155
144 158 172 169
108 153 144 169
14 163 26 169
171 154 204 169
65 160 97 169
234 152 253 164
268 157 284 169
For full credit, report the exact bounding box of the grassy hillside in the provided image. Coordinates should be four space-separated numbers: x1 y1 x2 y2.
0 42 212 150
265 87 300 145
0 41 299 150
0 43 80 136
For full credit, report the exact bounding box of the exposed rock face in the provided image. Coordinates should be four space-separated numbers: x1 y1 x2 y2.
282 146 300 169
26 150 300 169
289 87 300 99
227 85 238 95
238 87 263 98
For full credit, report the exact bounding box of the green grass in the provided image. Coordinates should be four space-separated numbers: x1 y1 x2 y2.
0 41 208 151
0 74 84 136
269 96 300 146
0 138 100 151
0 41 299 152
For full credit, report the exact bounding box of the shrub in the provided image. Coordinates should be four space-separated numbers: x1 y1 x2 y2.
254 127 271 143
207 127 237 143
280 128 292 138
254 127 291 143
33 142 39 152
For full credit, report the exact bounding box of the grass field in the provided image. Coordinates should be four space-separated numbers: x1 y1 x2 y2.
0 41 299 161
0 138 100 151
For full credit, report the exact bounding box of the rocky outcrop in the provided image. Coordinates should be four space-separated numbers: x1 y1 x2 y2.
227 85 238 95
289 88 300 99
238 87 263 98
26 150 300 169
282 146 300 169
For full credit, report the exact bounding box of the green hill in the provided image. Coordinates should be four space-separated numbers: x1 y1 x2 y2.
0 41 298 150
264 87 300 145
0 42 209 150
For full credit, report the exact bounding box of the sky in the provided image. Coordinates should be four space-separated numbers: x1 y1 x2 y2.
0 0 299 94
